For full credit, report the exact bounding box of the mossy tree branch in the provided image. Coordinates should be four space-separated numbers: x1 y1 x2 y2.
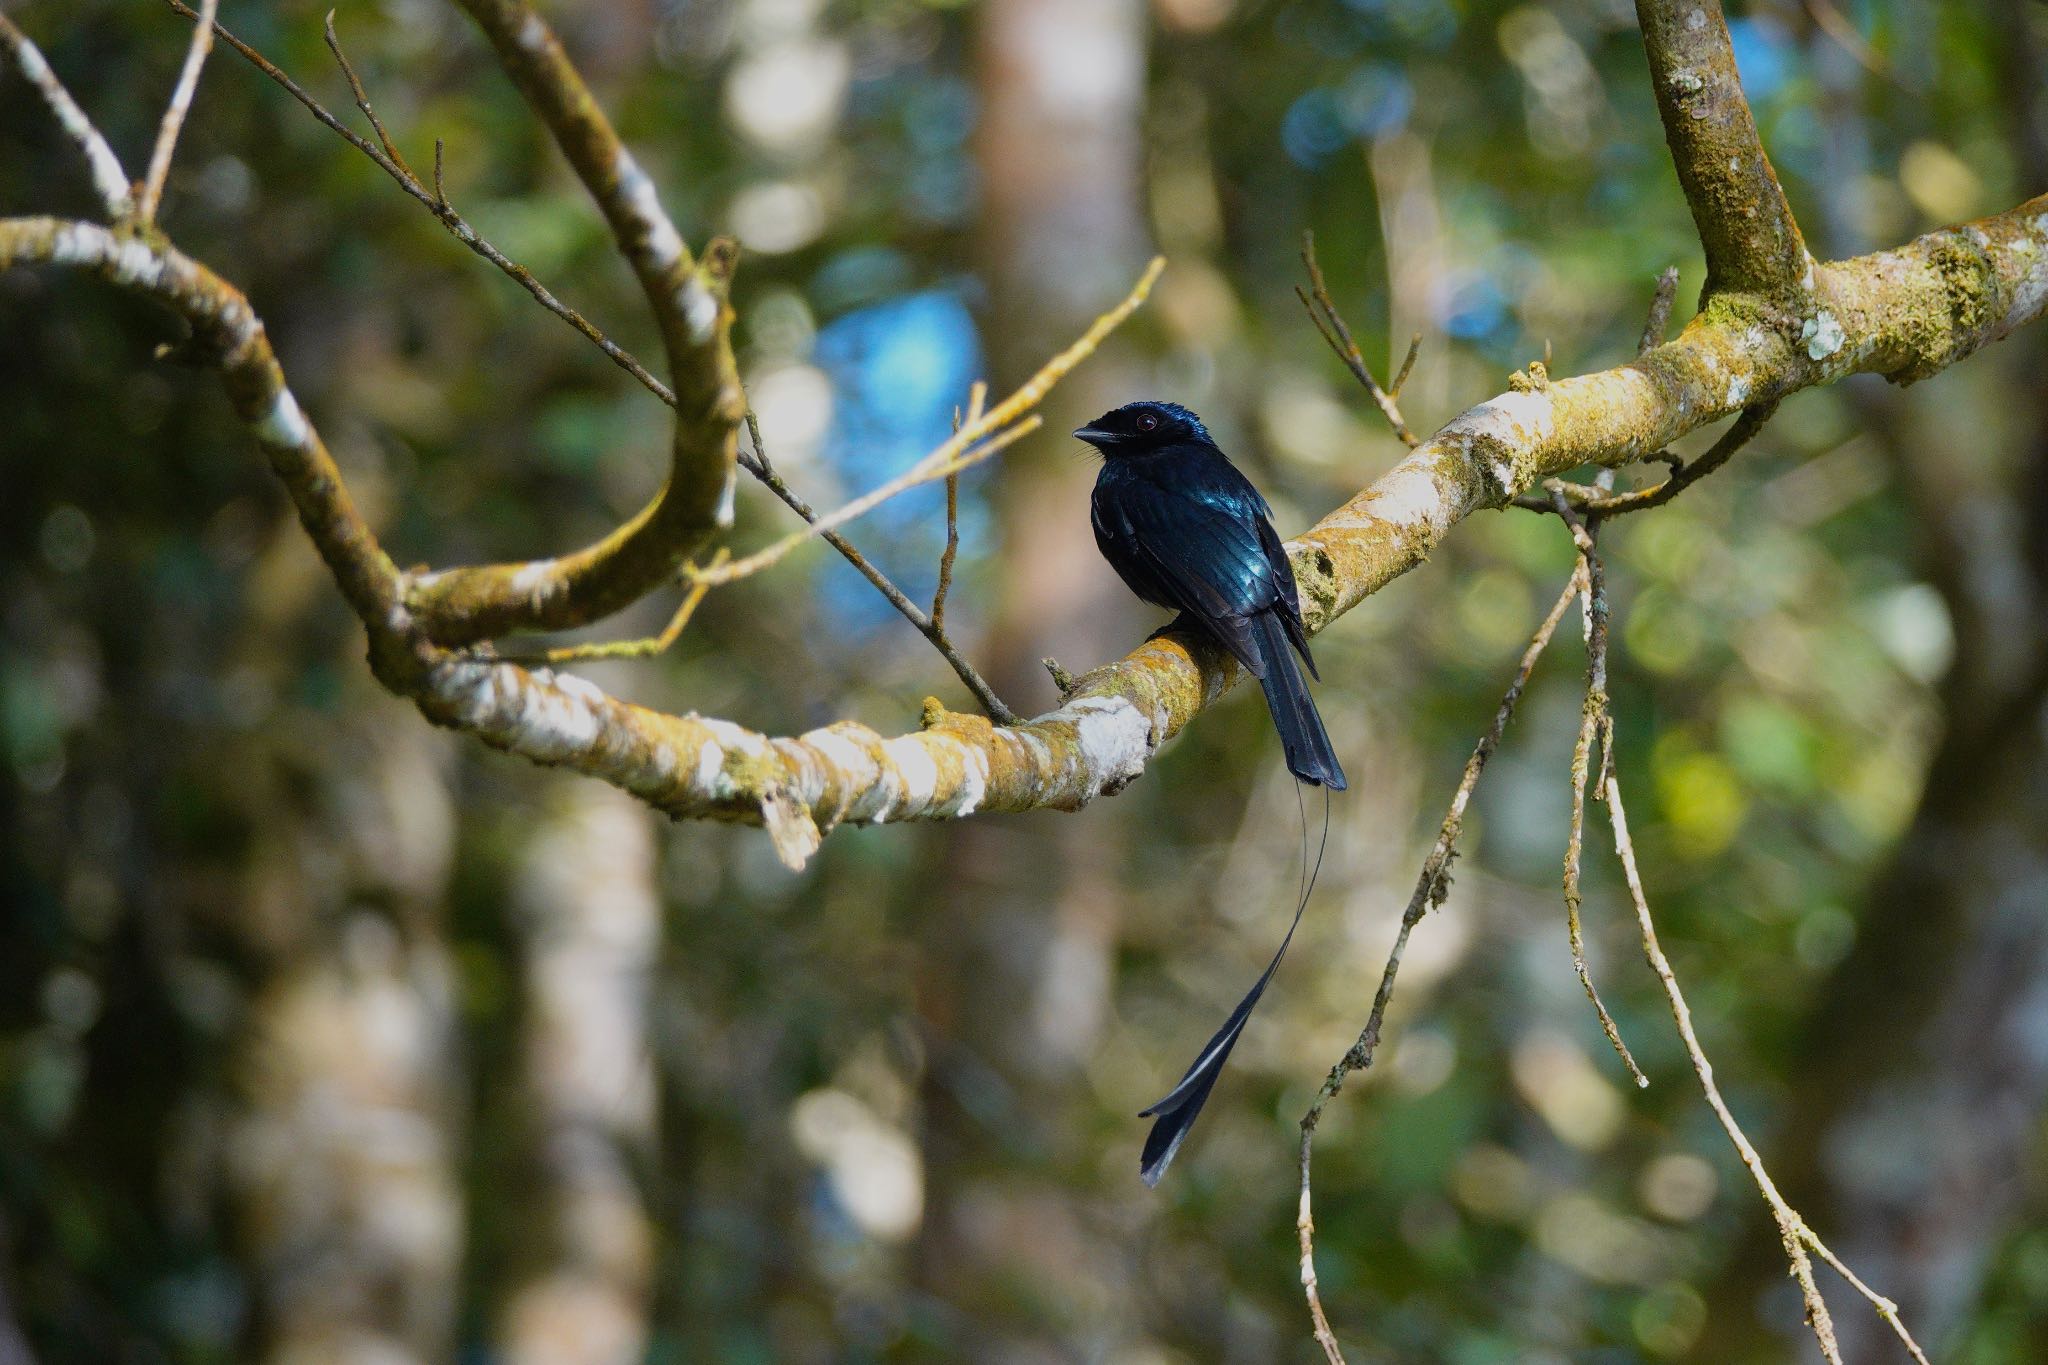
399 0 747 647
1637 0 1813 300
4 3 2048 873
5 184 2044 864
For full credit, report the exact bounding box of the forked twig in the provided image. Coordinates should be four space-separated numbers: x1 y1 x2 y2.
1603 776 1853 1363
691 417 1043 588
323 10 416 180
1297 232 1421 447
1553 495 1646 1086
1297 567 1584 1363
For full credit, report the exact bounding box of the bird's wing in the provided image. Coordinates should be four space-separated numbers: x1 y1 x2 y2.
1099 476 1282 675
1254 514 1318 680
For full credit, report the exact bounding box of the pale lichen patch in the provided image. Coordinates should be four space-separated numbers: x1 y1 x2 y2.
1801 311 1845 360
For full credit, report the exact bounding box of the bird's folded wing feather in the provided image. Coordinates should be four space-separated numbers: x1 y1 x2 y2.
1098 479 1283 673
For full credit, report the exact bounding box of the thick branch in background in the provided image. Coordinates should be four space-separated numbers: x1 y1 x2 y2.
1636 0 1813 298
401 0 745 645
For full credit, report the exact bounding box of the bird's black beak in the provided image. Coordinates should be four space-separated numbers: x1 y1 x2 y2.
1072 425 1116 445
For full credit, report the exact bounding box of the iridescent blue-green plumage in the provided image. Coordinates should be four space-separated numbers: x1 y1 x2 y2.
1075 399 1346 1184
1077 400 1345 791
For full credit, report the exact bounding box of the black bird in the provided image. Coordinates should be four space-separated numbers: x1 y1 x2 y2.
1077 400 1345 791
1076 399 1345 1184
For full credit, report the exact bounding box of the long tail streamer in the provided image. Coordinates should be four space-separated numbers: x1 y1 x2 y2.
1139 782 1331 1185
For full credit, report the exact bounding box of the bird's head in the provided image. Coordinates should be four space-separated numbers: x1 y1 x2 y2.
1072 400 1212 455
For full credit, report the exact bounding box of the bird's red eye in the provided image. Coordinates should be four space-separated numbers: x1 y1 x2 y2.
1137 413 1159 432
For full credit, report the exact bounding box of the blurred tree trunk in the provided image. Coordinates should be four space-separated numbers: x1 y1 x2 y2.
0 1220 30 1365
1698 13 2048 1357
497 781 658 1365
224 716 463 1364
912 0 1150 1346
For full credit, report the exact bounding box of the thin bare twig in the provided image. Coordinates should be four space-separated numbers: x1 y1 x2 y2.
1587 563 1928 1360
1388 331 1421 399
693 417 1043 588
1603 774 1847 1363
1298 231 1421 448
323 11 417 180
1297 567 1584 1364
933 383 984 635
1803 1231 1935 1365
1513 405 1774 518
933 471 962 632
1552 494 1647 1085
694 257 1165 589
740 417 1018 724
162 0 679 408
137 0 218 224
501 550 729 664
0 15 134 220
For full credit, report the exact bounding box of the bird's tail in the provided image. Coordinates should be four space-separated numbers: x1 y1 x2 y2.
1250 611 1347 791
1139 784 1330 1185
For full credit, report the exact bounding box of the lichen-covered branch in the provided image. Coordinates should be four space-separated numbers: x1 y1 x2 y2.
8 187 2044 866
402 0 748 646
1637 0 1812 299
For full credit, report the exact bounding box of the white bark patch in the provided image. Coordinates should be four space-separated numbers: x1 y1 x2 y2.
928 738 989 818
1341 457 1444 532
1439 389 1558 498
693 737 724 792
700 717 770 768
47 222 97 267
1726 373 1751 406
455 665 603 757
614 151 686 273
255 389 311 449
510 561 554 599
551 672 609 707
1062 695 1150 792
880 735 939 811
802 728 874 786
1801 310 1845 361
715 466 737 527
681 280 720 344
1668 67 1703 93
